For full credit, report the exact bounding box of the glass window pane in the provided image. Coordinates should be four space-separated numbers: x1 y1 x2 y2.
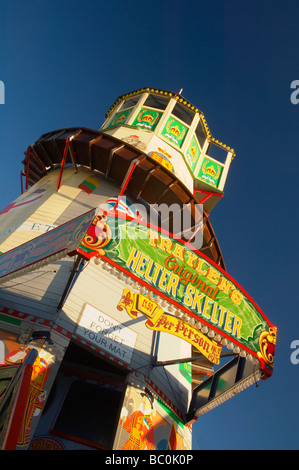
119 96 140 110
172 102 194 126
52 380 123 449
144 94 170 110
195 120 207 147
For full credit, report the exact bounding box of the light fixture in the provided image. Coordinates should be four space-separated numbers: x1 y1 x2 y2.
175 309 183 318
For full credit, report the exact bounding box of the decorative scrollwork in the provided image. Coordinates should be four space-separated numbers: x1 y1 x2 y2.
80 211 112 256
257 327 277 367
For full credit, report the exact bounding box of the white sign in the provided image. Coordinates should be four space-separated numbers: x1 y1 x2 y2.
76 304 137 364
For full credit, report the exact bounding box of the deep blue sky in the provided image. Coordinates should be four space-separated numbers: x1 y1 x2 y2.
0 0 298 450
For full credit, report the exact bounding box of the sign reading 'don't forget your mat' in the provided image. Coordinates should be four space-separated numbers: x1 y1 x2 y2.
76 303 137 364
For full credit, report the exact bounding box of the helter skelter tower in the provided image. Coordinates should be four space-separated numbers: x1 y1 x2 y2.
0 88 276 450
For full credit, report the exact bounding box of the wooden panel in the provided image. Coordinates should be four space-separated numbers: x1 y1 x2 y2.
0 168 92 254
0 258 73 320
58 263 191 412
60 263 154 369
21 128 225 269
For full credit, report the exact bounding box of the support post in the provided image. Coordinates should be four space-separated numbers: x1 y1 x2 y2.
57 138 70 191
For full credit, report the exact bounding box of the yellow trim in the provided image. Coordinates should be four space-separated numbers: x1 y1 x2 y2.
104 88 236 158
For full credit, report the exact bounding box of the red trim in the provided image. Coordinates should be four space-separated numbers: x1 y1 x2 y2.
80 211 273 325
24 146 48 191
73 335 129 369
50 430 109 450
1 361 35 449
114 160 138 211
194 189 224 204
77 211 276 375
68 140 78 172
0 306 53 326
144 377 185 421
57 138 70 190
198 193 213 204
30 146 48 173
101 255 259 355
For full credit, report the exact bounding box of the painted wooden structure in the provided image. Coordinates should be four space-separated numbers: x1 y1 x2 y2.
0 89 276 450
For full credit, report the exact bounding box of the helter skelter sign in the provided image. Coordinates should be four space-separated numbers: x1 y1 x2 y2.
77 211 277 375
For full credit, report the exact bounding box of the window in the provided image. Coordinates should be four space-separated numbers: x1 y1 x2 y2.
50 342 127 450
51 379 123 449
195 120 207 147
119 96 140 111
172 102 195 126
206 143 228 163
143 94 170 110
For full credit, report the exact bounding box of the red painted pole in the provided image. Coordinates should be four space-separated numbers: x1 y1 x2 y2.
1 349 38 450
57 138 70 190
114 159 138 212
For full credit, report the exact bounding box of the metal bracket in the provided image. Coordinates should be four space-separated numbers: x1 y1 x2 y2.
152 351 236 367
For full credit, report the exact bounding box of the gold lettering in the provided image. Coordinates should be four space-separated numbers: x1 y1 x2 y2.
206 266 220 285
232 316 242 338
224 311 234 334
210 302 219 324
183 284 195 307
166 273 180 297
158 269 169 291
194 259 208 275
160 237 173 254
217 305 227 328
172 243 185 262
147 230 160 248
192 290 205 313
186 251 198 268
201 298 214 320
144 258 154 282
126 248 140 271
230 289 243 305
136 254 149 276
217 276 232 294
152 263 163 284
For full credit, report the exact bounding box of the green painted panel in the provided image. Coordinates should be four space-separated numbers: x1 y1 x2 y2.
78 214 276 374
107 108 132 129
185 136 201 172
196 157 223 188
160 116 188 148
132 108 162 131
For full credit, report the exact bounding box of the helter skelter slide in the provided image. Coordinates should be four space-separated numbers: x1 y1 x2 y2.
0 88 276 450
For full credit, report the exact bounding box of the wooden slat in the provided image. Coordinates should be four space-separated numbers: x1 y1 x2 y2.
22 128 225 269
